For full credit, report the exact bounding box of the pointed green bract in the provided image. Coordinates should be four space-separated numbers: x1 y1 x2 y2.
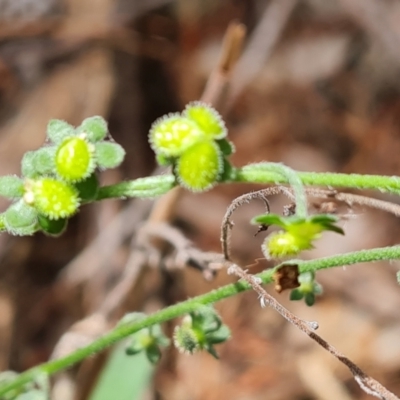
46 119 75 144
77 116 108 142
216 138 235 156
4 200 38 236
150 114 203 157
95 142 125 169
0 176 24 199
31 147 56 176
24 178 80 220
55 137 95 182
74 173 99 202
177 140 222 192
38 214 68 236
184 102 227 139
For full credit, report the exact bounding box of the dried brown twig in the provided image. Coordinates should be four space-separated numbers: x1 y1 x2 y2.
222 186 400 400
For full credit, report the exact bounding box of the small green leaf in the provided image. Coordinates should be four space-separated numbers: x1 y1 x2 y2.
77 116 108 142
145 345 162 365
21 151 37 178
47 119 75 143
252 213 287 228
207 325 231 344
31 147 56 176
56 137 95 182
74 174 99 202
95 142 125 169
38 214 67 236
216 138 235 156
290 288 304 301
177 140 223 192
4 200 38 236
149 114 203 157
184 102 227 139
0 176 24 199
305 292 316 307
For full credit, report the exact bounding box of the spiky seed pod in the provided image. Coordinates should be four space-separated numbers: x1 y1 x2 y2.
55 136 95 182
177 140 223 192
184 102 227 139
23 178 80 220
149 114 203 157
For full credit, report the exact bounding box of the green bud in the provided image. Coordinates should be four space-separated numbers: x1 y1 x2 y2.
55 137 95 182
77 116 108 142
46 119 75 144
24 178 80 220
173 319 200 355
177 140 223 192
184 102 227 139
4 200 38 236
95 142 126 169
0 175 24 199
149 114 203 157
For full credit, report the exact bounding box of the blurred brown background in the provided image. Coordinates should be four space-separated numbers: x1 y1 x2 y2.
1 0 400 399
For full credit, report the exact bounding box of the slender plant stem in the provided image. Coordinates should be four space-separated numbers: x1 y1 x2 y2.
252 163 308 217
94 166 400 202
2 246 400 397
236 164 400 194
96 175 176 200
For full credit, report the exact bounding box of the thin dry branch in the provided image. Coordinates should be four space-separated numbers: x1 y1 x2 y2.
227 263 399 400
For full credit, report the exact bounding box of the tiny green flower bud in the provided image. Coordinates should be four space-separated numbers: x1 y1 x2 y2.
95 142 126 169
24 178 80 220
184 102 227 139
46 119 75 144
4 200 38 236
173 318 201 355
177 140 223 192
149 114 203 157
55 137 95 182
77 116 108 142
263 231 305 258
0 175 24 199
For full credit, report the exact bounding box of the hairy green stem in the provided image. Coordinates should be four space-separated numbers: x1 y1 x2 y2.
96 175 176 200
252 163 308 217
2 246 400 397
94 166 400 202
236 164 400 194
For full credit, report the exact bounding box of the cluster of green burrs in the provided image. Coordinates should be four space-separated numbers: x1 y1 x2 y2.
0 117 125 236
149 101 235 191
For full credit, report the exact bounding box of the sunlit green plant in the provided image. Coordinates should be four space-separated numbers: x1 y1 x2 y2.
1 102 400 399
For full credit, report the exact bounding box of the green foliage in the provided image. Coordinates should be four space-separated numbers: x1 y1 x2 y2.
77 116 108 142
119 312 170 365
290 271 323 306
252 213 344 259
173 305 230 359
0 176 24 199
